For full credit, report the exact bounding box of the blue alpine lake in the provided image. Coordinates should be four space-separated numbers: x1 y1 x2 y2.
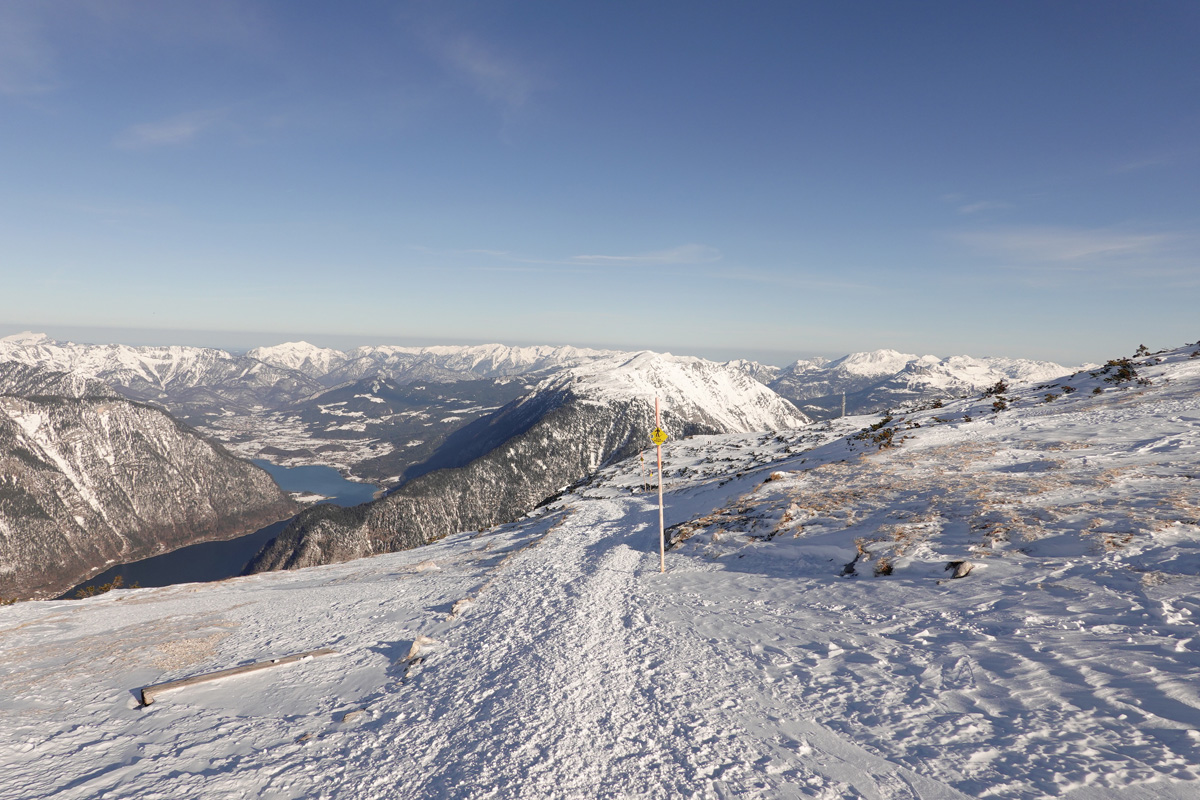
251 460 379 506
60 461 379 599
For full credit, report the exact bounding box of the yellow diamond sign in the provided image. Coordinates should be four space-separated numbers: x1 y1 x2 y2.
650 427 668 446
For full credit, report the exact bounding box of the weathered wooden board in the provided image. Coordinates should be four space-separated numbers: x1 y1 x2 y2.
139 647 338 706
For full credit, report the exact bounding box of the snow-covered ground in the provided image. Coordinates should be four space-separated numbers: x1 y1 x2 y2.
2 345 1198 799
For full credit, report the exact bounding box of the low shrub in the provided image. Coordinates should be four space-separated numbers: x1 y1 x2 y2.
74 575 139 599
982 380 1009 398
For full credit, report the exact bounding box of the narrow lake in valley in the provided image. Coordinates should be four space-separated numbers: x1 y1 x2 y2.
60 462 379 599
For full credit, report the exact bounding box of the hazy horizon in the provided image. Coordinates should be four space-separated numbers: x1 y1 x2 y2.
0 321 1129 369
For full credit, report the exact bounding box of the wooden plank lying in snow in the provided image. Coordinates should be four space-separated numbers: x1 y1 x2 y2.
139 648 338 706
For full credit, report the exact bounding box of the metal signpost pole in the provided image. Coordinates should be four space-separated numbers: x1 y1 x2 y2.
655 397 665 573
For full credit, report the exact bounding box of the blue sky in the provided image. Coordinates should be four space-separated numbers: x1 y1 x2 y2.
1 1 1197 366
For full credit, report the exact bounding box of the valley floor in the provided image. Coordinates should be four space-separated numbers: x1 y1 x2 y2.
3 349 1200 799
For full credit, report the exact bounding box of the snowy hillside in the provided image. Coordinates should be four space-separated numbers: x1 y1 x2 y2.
770 348 1083 419
2 342 1198 798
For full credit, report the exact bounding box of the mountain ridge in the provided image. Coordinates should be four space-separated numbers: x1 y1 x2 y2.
247 351 809 572
0 362 299 600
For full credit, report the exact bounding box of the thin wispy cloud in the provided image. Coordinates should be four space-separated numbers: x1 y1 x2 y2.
1 1 271 97
114 109 226 149
411 245 512 258
1113 154 1177 174
958 200 1012 215
56 199 173 219
705 267 877 293
572 244 722 266
412 243 723 272
430 32 544 118
942 193 1013 216
470 265 593 275
953 226 1172 264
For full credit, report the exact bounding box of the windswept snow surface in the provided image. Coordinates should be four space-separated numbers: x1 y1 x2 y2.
3 346 1200 798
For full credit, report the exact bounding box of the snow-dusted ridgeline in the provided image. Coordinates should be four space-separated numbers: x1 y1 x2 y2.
0 332 326 416
0 361 119 400
248 340 624 386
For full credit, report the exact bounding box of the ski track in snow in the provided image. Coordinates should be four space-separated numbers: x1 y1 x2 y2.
3 346 1200 798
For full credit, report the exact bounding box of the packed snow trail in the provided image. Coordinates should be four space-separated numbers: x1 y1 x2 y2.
297 490 970 799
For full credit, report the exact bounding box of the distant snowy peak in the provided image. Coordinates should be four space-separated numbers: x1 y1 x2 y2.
247 341 347 378
0 331 53 347
828 349 922 377
542 351 810 432
890 354 1081 392
944 355 1091 384
721 359 781 385
780 356 831 373
769 347 1084 418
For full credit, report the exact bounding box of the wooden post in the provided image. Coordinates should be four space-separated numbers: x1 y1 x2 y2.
656 397 665 573
139 647 338 706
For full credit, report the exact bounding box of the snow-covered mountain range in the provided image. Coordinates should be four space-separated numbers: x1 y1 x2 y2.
248 341 622 386
0 332 326 417
3 341 1198 798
